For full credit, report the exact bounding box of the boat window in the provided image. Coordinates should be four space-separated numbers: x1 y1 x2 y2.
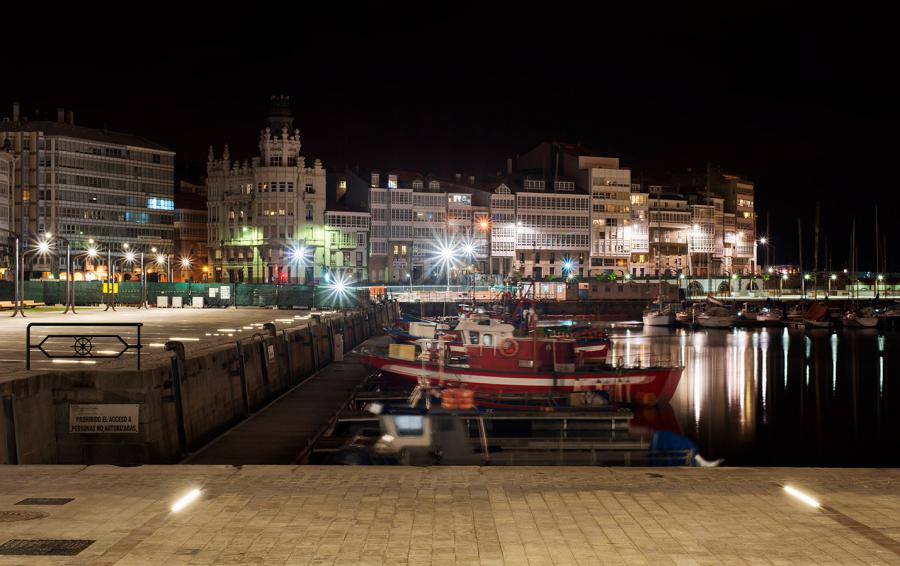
394 415 424 436
469 331 480 345
482 333 494 346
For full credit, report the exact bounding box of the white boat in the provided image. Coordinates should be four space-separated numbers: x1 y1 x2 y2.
643 308 676 327
696 307 736 328
844 308 879 328
755 308 783 323
675 310 693 324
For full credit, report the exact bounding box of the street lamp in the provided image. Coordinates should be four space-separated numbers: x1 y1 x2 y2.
46 233 76 314
1 228 26 316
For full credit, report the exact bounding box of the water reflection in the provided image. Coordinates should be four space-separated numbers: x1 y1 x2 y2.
607 326 899 466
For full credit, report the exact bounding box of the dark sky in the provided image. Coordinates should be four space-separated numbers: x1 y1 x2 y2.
3 6 892 270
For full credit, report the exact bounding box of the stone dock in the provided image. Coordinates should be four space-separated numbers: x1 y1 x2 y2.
0 302 399 465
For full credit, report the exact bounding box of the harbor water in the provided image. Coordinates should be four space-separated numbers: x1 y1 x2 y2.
617 326 900 467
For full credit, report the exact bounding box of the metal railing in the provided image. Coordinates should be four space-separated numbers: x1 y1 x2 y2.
26 322 143 370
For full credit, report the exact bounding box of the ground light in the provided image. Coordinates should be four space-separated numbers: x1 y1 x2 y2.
783 485 820 508
171 488 202 512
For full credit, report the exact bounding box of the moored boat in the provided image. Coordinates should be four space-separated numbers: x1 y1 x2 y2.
844 307 879 328
362 316 680 405
642 307 676 327
696 307 736 328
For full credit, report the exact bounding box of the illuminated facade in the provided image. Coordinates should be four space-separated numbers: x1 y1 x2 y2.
173 181 208 282
324 210 369 283
206 96 327 283
0 103 175 280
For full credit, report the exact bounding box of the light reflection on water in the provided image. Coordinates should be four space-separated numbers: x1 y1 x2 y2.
608 326 899 466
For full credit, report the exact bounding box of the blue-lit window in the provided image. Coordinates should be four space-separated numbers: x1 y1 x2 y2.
394 415 424 436
147 197 174 210
125 212 149 224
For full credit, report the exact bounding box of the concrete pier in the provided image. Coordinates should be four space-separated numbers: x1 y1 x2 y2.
0 302 399 465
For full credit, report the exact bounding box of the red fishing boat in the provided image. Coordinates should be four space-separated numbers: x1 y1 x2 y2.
363 317 680 405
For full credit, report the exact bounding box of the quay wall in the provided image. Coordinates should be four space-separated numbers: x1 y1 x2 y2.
0 302 399 465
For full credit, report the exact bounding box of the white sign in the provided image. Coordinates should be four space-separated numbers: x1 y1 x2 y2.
208 287 218 297
267 344 275 362
69 404 140 434
220 285 231 300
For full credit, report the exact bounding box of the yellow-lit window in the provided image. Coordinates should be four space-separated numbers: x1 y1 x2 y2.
23 190 30 201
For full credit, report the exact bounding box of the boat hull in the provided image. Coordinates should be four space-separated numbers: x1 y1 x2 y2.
643 313 676 327
696 316 736 328
362 355 681 405
844 316 879 328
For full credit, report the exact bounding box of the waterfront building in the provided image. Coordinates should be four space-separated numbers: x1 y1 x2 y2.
0 150 12 280
0 103 175 280
206 96 327 283
173 180 208 282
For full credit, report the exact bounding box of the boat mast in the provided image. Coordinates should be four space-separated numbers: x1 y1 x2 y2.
875 204 879 279
798 218 804 300
851 219 856 302
813 202 820 300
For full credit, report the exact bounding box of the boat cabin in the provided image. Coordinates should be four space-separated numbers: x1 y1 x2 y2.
455 316 516 347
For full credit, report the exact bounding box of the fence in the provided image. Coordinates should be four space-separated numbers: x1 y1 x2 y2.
0 281 367 309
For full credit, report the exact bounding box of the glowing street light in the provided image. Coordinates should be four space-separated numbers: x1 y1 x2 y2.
125 251 136 264
181 257 191 269
759 236 767 245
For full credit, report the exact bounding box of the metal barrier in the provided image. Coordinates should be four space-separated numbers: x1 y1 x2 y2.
26 322 143 370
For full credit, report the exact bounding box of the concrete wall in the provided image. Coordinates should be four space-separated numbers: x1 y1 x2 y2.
0 302 398 465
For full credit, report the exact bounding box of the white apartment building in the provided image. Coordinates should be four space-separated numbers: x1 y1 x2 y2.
325 209 369 283
0 103 175 280
355 143 759 284
514 188 591 279
206 96 327 283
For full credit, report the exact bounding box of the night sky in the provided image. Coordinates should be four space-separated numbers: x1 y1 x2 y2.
3 6 891 270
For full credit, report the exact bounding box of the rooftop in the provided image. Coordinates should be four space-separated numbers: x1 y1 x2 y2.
0 120 173 152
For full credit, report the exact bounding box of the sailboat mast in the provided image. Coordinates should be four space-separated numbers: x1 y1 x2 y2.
875 205 880 276
813 203 820 299
798 218 804 300
851 219 856 301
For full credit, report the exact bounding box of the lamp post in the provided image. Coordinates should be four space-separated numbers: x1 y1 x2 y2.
1 228 25 317
47 233 75 314
478 217 491 276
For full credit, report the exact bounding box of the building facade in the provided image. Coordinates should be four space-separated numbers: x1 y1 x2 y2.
0 103 175 280
173 180 208 282
206 96 327 283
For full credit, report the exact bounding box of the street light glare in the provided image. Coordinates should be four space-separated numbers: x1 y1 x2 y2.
181 258 191 268
126 251 136 263
156 254 166 265
38 241 50 253
87 247 98 258
759 237 767 244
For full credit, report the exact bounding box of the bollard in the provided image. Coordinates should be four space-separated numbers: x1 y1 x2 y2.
2 394 19 465
234 341 251 415
282 329 295 385
262 322 277 337
164 341 188 456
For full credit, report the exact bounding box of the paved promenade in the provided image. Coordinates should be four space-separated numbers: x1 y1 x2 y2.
0 466 898 565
